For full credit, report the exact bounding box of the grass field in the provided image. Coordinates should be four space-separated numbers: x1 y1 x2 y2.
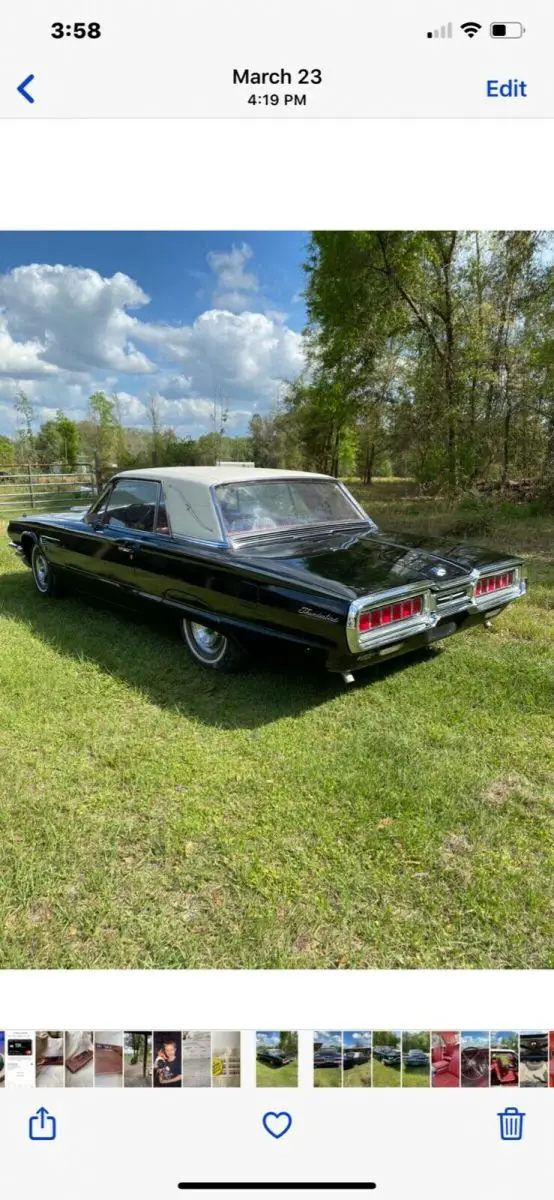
313 1067 342 1087
402 1066 430 1088
0 479 553 969
343 1061 371 1087
256 1060 298 1087
372 1058 402 1088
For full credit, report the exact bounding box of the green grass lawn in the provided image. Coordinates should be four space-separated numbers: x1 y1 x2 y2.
256 1060 298 1087
313 1067 342 1087
402 1066 430 1087
343 1061 371 1087
372 1058 402 1087
0 480 553 969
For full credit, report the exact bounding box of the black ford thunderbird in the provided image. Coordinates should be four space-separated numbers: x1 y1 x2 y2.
7 467 526 681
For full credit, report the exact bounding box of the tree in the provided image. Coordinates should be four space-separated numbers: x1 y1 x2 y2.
297 230 553 493
0 435 15 466
112 393 128 467
55 412 80 469
211 398 229 464
14 389 35 463
147 392 163 466
88 391 118 485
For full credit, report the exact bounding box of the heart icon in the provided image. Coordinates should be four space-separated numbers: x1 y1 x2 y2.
263 1111 293 1139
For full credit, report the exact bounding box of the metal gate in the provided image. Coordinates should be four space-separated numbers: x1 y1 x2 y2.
0 463 97 517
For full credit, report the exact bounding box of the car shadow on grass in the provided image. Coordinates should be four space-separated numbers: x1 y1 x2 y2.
0 569 440 730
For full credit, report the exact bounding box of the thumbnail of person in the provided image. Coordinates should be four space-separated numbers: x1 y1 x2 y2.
153 1033 182 1087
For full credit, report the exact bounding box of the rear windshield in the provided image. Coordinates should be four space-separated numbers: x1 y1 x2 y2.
215 478 367 537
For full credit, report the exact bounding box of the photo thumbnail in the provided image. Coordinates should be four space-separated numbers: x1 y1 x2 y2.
182 1031 211 1088
154 1033 182 1088
372 1033 402 1088
431 1032 460 1088
64 1032 94 1088
212 1032 240 1088
343 1032 372 1087
461 1032 490 1088
490 1032 519 1087
519 1032 548 1087
35 1032 64 1087
5 1033 35 1088
94 1031 123 1087
0 229 551 973
402 1032 430 1088
313 1031 342 1087
256 1031 298 1087
124 1032 152 1088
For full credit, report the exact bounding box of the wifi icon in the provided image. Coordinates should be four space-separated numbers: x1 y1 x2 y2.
461 20 482 37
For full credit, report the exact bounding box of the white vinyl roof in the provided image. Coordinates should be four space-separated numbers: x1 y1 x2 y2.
114 466 333 542
117 466 331 486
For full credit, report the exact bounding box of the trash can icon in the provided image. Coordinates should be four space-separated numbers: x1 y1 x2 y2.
498 1106 525 1141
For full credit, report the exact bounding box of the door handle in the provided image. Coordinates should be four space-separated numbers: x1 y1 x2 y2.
115 540 138 555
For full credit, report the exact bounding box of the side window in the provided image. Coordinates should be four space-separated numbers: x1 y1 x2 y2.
104 480 160 532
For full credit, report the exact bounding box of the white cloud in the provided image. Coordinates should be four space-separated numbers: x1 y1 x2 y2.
0 254 306 439
207 242 258 297
0 264 155 375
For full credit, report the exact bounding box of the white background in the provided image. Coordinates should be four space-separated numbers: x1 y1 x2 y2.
1 119 554 229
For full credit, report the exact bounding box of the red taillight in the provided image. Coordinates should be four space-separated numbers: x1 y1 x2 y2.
474 570 514 598
358 594 423 633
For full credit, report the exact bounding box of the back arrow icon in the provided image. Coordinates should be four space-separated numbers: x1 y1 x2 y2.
17 74 35 103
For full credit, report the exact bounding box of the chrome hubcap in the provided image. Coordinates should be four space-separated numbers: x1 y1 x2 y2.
190 622 225 656
34 552 49 590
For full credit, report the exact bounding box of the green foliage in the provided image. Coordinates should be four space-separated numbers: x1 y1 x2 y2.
287 230 554 494
0 435 15 466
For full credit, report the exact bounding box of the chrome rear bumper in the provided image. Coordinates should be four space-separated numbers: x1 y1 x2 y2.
347 569 526 655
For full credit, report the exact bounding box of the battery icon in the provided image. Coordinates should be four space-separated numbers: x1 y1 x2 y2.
490 22 525 37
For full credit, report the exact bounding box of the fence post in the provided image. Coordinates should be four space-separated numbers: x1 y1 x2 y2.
27 464 35 509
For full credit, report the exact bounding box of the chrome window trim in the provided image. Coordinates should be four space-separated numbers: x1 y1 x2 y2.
211 476 371 543
100 476 162 532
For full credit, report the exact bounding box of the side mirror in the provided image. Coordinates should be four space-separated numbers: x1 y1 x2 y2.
84 510 102 527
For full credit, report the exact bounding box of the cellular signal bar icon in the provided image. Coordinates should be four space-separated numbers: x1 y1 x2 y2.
427 22 453 38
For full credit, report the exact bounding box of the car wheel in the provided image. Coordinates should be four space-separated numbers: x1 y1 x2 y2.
31 543 63 598
181 619 248 672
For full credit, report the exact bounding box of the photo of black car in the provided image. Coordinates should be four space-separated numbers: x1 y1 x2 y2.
7 465 526 684
256 1032 298 1088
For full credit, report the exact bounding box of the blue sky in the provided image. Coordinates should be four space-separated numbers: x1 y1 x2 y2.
461 1031 490 1049
343 1031 371 1049
314 1031 341 1048
0 231 309 439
